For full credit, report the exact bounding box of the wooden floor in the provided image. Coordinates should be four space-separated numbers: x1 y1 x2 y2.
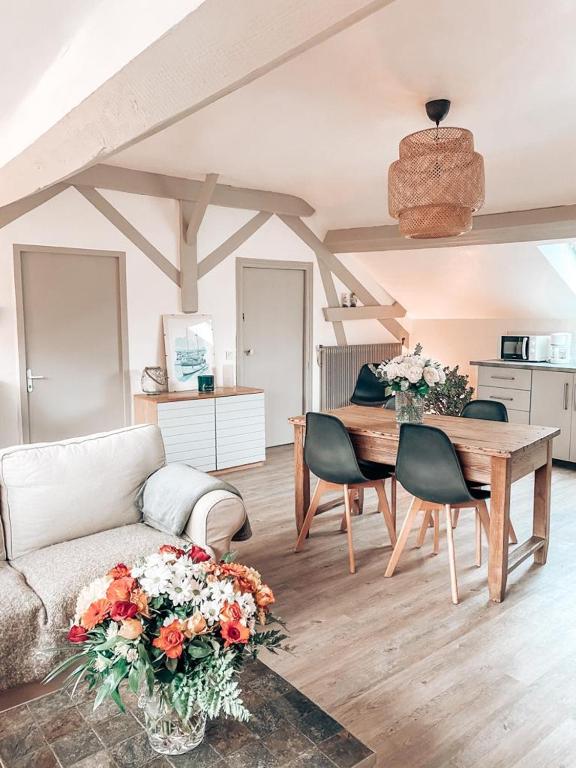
227 446 576 768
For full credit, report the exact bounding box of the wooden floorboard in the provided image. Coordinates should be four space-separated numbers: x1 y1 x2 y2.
226 445 576 767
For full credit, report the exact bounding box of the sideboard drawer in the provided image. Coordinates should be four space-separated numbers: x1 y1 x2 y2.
215 393 265 470
478 366 532 390
477 385 531 412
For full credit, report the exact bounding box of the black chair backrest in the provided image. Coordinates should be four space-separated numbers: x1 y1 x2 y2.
461 399 508 422
304 412 366 485
350 364 387 407
396 423 473 505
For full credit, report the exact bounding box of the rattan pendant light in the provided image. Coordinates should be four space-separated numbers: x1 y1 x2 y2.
388 99 485 239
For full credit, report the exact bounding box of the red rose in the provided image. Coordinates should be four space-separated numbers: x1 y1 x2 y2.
68 625 89 644
159 544 185 558
109 600 138 621
188 545 211 563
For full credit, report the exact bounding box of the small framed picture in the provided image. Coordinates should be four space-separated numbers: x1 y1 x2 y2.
162 314 215 392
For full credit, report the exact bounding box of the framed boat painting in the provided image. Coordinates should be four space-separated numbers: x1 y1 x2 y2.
162 314 215 392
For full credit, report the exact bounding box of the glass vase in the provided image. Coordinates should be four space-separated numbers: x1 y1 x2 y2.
395 391 425 424
138 685 206 756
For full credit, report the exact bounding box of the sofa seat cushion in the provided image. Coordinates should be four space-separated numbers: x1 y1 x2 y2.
11 523 185 630
0 425 165 560
0 563 45 689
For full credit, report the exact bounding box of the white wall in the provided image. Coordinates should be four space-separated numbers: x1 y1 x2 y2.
0 187 394 447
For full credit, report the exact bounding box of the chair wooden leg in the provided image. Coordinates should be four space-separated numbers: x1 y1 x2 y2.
433 509 440 554
385 498 422 577
343 485 356 574
356 487 365 515
451 508 460 529
294 480 325 552
444 504 459 604
475 509 482 567
390 475 397 530
509 520 518 545
416 510 432 548
375 481 397 546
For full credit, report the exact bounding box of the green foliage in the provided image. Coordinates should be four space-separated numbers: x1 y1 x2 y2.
425 364 474 416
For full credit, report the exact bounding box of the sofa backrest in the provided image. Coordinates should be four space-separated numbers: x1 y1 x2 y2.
0 424 165 560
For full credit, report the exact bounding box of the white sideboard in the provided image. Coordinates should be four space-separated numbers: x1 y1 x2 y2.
134 387 266 472
472 360 576 461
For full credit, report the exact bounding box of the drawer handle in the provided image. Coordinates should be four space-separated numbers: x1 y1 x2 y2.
489 395 513 402
564 382 569 411
490 375 515 380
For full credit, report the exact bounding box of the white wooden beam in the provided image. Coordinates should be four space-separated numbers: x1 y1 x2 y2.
67 165 315 217
324 204 576 253
0 184 67 230
185 174 219 242
179 200 198 312
198 212 272 278
316 256 347 346
0 0 396 208
279 215 409 344
75 186 180 286
323 304 405 321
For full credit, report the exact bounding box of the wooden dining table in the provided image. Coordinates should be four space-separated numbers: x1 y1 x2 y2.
289 406 560 602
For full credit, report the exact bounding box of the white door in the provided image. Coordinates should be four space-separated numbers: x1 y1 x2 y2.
238 262 310 447
16 247 129 443
530 370 573 460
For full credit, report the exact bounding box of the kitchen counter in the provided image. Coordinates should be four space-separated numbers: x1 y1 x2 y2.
471 359 576 374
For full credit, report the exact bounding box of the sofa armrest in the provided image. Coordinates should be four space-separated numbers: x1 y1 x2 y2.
182 490 248 562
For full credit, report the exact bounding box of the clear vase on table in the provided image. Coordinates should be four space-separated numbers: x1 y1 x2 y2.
394 390 425 424
138 684 206 756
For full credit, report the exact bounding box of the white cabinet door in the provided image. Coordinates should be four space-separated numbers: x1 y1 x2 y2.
215 393 266 470
530 370 572 460
158 399 216 471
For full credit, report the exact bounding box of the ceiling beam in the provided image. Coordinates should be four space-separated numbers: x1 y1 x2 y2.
324 204 576 253
198 212 272 279
67 164 315 217
185 174 219 242
323 304 405 321
0 0 396 208
316 255 347 346
0 184 68 230
279 214 409 344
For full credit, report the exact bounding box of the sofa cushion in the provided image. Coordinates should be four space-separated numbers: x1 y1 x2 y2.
0 563 45 690
0 425 165 559
10 523 185 630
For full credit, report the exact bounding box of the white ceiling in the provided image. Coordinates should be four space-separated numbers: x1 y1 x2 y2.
110 0 576 231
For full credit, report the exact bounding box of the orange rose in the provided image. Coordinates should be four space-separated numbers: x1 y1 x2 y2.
130 588 150 618
159 544 185 558
256 585 275 608
106 576 136 603
153 621 185 659
182 611 207 638
220 620 250 647
118 618 143 640
81 599 111 630
220 601 243 623
107 563 131 579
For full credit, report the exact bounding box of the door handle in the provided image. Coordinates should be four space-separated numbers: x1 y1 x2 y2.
243 349 254 356
564 382 569 410
26 368 46 393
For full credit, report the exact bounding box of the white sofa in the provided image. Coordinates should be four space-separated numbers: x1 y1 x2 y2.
0 424 248 690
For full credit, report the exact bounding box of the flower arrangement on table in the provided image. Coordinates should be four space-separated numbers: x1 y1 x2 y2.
47 544 285 755
371 343 446 423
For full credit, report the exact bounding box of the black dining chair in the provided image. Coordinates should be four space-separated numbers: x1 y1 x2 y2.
456 399 517 547
384 423 492 604
294 412 397 573
350 364 388 407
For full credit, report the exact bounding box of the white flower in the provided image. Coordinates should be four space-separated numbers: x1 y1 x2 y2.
116 643 130 659
139 561 173 597
94 656 109 672
74 576 112 624
163 614 179 627
126 648 138 663
406 366 423 384
438 368 446 384
201 600 222 624
423 366 440 386
105 623 119 640
236 592 256 617
384 362 399 380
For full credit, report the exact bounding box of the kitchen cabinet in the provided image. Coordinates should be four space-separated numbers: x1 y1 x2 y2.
530 370 573 460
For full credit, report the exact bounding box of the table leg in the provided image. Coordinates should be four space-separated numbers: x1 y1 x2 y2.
533 441 552 564
488 455 512 602
294 423 310 534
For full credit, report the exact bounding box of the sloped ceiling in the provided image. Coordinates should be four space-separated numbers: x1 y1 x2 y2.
111 0 576 231
354 242 576 319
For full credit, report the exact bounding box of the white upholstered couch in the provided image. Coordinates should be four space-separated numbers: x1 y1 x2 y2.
0 424 248 690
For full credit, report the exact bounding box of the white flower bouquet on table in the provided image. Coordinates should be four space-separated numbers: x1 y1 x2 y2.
371 344 446 423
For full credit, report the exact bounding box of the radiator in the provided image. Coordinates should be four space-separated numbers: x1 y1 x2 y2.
318 343 402 410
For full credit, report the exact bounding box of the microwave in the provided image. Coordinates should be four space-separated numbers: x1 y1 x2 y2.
500 335 550 362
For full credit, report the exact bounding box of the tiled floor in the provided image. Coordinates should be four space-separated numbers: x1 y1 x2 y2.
0 661 374 768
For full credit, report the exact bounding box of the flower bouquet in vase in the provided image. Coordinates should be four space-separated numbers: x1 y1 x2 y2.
371 344 446 423
46 544 285 756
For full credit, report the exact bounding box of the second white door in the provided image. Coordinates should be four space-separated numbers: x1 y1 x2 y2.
238 261 310 447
